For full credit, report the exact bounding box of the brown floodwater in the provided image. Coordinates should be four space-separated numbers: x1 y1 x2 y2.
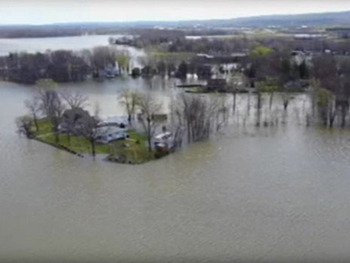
1 36 350 263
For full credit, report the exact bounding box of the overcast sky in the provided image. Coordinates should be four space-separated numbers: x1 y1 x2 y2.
1 0 350 25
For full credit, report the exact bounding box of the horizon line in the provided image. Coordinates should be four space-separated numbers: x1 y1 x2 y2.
1 9 350 27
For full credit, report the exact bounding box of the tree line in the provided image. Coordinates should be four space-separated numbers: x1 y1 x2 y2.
0 46 131 84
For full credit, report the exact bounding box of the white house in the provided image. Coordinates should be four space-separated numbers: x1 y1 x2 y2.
95 126 129 144
97 116 129 128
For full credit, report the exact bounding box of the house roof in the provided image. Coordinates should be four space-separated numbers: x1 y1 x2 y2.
95 126 126 137
98 116 128 127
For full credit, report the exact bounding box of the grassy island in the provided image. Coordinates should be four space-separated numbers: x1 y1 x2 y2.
31 119 154 164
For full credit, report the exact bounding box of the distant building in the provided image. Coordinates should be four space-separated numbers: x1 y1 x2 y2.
294 34 325 40
291 50 312 66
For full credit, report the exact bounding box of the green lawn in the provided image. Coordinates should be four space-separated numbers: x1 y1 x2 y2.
32 119 153 164
32 118 52 136
39 132 110 154
185 87 207 94
147 50 197 61
108 129 154 164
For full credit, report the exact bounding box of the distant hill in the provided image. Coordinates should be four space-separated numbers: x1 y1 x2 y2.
50 10 350 28
1 10 350 38
227 10 350 27
147 10 350 27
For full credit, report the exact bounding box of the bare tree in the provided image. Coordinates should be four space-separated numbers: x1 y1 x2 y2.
328 99 338 128
118 88 140 124
228 73 248 113
216 95 229 130
172 125 184 150
16 116 33 138
228 75 238 112
310 78 321 117
282 92 290 111
170 98 184 150
259 79 278 110
316 87 336 126
312 55 339 127
37 88 65 143
61 108 90 146
256 87 263 127
61 91 88 109
137 93 163 152
337 57 350 127
25 96 40 131
76 115 99 157
338 94 349 128
175 93 221 143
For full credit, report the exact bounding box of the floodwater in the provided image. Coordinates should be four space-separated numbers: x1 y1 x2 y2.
1 37 350 262
0 35 133 55
0 35 145 68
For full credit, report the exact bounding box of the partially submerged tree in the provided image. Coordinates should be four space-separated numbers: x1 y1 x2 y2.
282 92 290 111
336 57 350 127
259 79 280 110
16 116 33 138
137 93 163 152
311 55 350 127
175 93 221 143
228 73 245 112
116 50 130 75
24 96 40 131
255 83 264 127
118 88 140 124
312 55 338 92
316 88 336 127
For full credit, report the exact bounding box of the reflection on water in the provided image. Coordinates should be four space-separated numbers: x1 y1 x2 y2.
1 38 350 262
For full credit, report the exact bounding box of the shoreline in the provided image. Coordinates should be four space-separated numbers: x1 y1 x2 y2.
34 136 84 158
